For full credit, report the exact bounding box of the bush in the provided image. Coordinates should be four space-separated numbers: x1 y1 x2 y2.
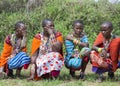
0 0 120 52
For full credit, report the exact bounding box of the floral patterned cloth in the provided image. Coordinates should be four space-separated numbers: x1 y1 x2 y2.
36 52 64 77
90 51 113 74
90 51 112 68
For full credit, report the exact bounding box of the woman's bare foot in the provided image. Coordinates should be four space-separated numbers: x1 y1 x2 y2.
27 76 34 81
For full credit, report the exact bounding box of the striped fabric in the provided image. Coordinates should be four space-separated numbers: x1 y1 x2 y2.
65 40 74 62
8 52 30 69
68 57 82 69
65 35 88 69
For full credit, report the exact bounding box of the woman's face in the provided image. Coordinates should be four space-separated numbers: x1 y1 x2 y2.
73 23 83 36
43 21 54 35
100 24 112 38
15 24 26 37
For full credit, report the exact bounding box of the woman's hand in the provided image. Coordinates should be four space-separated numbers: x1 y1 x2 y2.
66 35 73 41
41 49 47 55
8 54 15 59
22 29 27 37
50 34 57 44
99 49 107 58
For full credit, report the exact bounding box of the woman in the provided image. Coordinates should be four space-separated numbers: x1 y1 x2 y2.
64 20 90 79
90 21 120 82
27 19 64 80
0 21 30 78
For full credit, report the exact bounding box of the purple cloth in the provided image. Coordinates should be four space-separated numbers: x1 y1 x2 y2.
92 66 112 74
118 61 120 68
51 70 60 77
41 70 60 78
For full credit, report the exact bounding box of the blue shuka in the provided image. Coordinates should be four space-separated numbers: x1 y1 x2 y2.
8 52 30 69
65 35 89 69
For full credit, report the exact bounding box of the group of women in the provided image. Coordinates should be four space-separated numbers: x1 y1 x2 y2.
0 19 120 83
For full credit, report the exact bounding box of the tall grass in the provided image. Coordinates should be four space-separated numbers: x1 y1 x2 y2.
0 0 120 45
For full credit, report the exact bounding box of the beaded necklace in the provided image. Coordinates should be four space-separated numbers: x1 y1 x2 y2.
38 33 52 55
103 34 113 51
11 34 26 49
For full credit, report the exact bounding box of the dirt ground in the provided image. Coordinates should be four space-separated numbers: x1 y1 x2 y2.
85 62 93 74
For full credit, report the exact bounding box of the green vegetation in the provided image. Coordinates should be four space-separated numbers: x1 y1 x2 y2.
0 65 120 86
0 0 120 50
0 0 120 85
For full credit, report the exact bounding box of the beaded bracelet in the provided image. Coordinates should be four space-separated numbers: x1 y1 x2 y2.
50 34 57 44
73 38 79 44
98 48 103 53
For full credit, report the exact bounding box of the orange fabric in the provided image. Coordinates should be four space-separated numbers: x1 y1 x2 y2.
34 73 42 80
0 41 27 67
30 37 41 56
56 35 64 58
109 38 120 71
0 42 12 67
93 32 120 72
93 32 103 46
22 47 27 52
56 35 63 44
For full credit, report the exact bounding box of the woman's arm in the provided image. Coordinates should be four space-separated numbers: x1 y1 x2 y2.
77 42 89 47
65 34 73 41
50 33 62 52
30 49 39 64
70 35 89 47
92 46 108 58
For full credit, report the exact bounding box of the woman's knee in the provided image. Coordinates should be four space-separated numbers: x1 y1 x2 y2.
30 57 36 64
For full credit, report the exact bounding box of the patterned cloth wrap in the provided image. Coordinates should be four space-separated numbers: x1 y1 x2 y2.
90 51 112 68
8 52 30 69
65 35 89 69
36 52 64 77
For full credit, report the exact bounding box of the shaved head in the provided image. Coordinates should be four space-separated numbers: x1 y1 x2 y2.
101 21 113 30
42 19 53 27
15 21 26 30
